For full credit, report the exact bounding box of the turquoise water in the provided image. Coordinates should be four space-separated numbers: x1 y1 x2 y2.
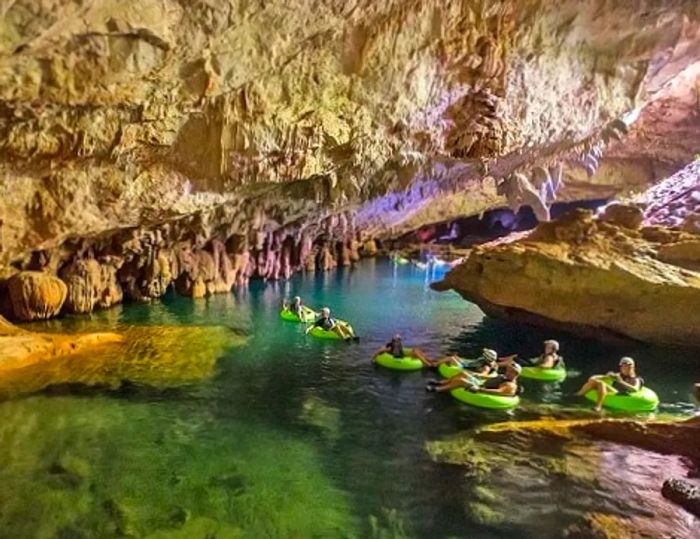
1 259 699 538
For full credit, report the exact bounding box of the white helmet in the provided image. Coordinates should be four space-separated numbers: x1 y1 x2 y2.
482 348 498 362
619 356 635 366
544 339 560 352
321 307 331 316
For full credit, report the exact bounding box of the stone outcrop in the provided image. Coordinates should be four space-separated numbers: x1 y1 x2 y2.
642 160 700 233
0 314 245 396
433 207 700 347
662 479 700 517
479 416 700 520
6 271 67 321
1 1 700 318
0 314 123 372
428 415 700 538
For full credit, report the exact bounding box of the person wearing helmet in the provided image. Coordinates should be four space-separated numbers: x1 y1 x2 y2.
373 334 432 367
426 360 521 396
432 348 500 377
282 295 305 318
576 357 644 412
308 307 354 340
524 339 563 368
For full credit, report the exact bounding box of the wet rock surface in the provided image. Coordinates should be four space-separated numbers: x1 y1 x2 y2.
434 204 700 347
2 1 700 317
427 416 700 538
0 314 123 373
662 478 700 517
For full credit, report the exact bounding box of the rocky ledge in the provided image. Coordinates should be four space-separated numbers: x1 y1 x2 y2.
433 202 700 347
0 314 122 372
480 416 700 518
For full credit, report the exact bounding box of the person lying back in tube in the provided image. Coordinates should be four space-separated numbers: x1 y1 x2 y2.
372 334 433 367
498 340 563 370
307 307 355 340
282 296 304 318
431 348 499 376
426 362 521 396
575 357 644 412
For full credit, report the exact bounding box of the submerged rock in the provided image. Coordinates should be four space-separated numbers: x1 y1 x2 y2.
434 207 700 347
662 478 700 517
427 416 698 538
0 314 123 373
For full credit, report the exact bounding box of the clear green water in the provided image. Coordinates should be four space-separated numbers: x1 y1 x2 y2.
2 259 699 538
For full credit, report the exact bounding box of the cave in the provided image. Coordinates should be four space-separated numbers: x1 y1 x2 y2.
1 2 699 537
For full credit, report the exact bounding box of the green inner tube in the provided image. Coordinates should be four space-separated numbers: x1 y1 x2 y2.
438 362 469 378
520 364 567 382
451 388 520 410
584 378 659 411
307 320 354 340
280 305 317 323
438 360 497 379
393 256 409 265
374 349 423 371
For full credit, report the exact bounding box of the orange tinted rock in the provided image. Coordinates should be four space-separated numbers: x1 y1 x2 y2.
7 271 67 321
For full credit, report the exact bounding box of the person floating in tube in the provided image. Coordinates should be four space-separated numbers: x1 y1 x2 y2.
307 307 356 341
372 334 433 367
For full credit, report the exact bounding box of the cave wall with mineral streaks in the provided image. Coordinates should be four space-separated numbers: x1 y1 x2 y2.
2 0 700 319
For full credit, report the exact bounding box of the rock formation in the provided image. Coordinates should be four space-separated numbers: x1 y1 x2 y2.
433 205 700 347
2 1 700 319
0 313 245 396
0 314 123 371
6 271 67 320
475 416 700 519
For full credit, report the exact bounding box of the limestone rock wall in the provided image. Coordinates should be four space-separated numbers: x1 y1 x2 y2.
2 1 700 318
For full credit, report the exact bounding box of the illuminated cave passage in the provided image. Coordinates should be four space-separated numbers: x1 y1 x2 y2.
396 199 610 249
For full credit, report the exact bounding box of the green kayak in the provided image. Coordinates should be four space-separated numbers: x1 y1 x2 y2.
584 377 659 412
451 388 520 410
280 305 317 323
520 364 567 382
307 320 355 340
374 349 423 371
